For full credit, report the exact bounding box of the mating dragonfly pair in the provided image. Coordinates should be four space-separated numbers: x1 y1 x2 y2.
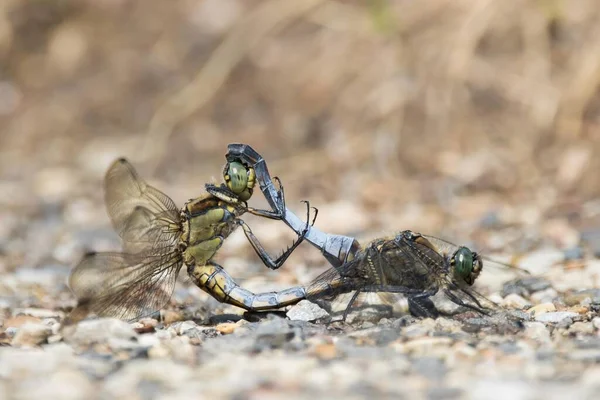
63 144 521 326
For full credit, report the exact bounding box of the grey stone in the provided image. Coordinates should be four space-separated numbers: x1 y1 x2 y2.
13 308 64 319
63 318 138 345
564 246 584 260
535 311 579 324
411 357 447 379
286 300 330 322
569 321 595 335
253 319 296 351
523 322 550 343
502 277 552 297
14 369 93 400
564 289 600 306
11 323 52 347
567 349 600 362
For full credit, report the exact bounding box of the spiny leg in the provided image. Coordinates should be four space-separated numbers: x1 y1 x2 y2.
206 177 286 219
443 289 490 316
359 285 439 319
341 289 362 322
239 200 318 270
456 285 487 310
323 287 363 325
227 144 360 269
187 262 306 311
407 294 439 319
245 176 287 220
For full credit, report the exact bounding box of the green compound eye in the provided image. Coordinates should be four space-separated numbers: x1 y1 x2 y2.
453 247 474 281
226 161 248 194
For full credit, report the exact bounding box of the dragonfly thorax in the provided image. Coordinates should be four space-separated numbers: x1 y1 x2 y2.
179 196 241 266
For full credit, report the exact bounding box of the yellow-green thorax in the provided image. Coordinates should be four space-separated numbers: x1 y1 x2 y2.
179 194 244 266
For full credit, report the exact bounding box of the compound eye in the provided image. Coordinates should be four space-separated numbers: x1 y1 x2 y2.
453 247 474 282
226 161 248 194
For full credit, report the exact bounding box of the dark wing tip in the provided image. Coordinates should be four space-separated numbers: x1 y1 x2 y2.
107 157 132 174
83 250 97 257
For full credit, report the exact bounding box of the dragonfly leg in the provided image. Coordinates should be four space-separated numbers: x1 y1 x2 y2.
227 143 360 269
333 285 440 320
238 200 317 270
407 294 439 319
187 262 306 311
453 285 487 310
443 289 490 316
341 289 362 322
244 176 286 220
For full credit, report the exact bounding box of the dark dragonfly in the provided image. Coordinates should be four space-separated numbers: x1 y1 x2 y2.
227 144 527 320
301 230 498 320
63 152 314 326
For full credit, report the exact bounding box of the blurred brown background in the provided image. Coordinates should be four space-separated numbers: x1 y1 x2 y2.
2 0 600 279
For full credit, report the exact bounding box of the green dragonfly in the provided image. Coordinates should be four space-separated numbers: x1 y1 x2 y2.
63 154 315 325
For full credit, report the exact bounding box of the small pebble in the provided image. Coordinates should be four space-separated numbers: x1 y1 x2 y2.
170 321 198 336
147 344 170 359
569 322 595 336
569 305 589 314
567 349 600 362
527 303 556 316
523 322 551 343
155 329 176 340
393 337 453 358
502 277 552 297
401 324 432 339
160 310 185 325
132 318 158 334
530 288 558 305
286 300 330 322
12 308 64 319
312 343 338 360
564 290 600 306
564 246 584 261
535 311 578 324
516 249 565 275
4 315 42 328
63 318 138 345
11 323 52 347
215 322 237 335
582 229 600 258
502 293 530 309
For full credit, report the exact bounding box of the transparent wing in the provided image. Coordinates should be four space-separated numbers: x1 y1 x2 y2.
421 234 530 275
305 240 438 317
305 257 367 301
66 251 183 323
379 237 441 278
324 292 409 320
104 158 180 254
419 234 460 258
441 279 500 314
418 235 501 312
119 205 180 257
480 256 531 276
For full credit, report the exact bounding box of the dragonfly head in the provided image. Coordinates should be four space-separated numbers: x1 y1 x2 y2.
451 247 483 286
223 161 256 201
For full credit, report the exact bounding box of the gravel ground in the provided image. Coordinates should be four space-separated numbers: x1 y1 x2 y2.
2 190 600 400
